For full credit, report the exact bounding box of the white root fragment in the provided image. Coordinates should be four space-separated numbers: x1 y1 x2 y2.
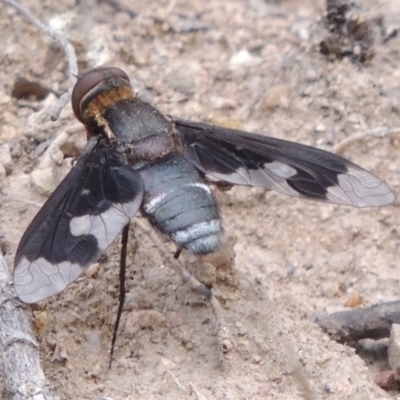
333 126 400 156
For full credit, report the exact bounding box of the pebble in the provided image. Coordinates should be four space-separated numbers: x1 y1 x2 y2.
30 168 56 196
33 311 50 333
344 291 364 308
8 138 23 158
0 144 14 175
262 85 291 110
220 338 233 353
209 96 237 110
293 24 310 41
229 49 261 68
314 123 326 133
85 262 100 278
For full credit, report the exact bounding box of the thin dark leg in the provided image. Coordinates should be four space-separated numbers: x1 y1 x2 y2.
174 247 182 259
109 223 129 369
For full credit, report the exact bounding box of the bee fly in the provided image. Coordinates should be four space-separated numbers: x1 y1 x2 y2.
14 67 394 309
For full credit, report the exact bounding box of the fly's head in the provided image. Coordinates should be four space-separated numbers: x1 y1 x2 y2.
71 67 136 140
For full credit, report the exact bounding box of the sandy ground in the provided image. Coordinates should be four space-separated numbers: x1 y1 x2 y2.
1 0 400 399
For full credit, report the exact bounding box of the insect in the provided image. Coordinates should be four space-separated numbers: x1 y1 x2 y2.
14 67 394 304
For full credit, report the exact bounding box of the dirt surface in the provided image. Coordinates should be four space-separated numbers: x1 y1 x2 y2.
1 0 400 399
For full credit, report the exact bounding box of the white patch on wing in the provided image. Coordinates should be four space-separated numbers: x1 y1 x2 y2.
205 165 299 197
69 195 142 249
70 215 92 236
14 195 143 304
172 220 220 244
13 257 83 303
204 161 394 207
327 167 395 207
70 205 128 249
266 161 297 179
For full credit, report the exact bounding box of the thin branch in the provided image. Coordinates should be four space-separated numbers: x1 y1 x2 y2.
0 253 58 400
189 382 207 400
312 300 400 343
2 0 78 121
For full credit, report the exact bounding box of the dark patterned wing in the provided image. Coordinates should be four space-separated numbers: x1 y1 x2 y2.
173 118 394 207
14 137 144 303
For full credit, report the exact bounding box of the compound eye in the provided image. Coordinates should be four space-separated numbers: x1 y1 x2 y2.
71 67 130 122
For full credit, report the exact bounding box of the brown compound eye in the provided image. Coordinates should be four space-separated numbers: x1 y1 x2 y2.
71 67 130 123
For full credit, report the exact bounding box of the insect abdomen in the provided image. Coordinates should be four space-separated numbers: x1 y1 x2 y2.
140 154 221 255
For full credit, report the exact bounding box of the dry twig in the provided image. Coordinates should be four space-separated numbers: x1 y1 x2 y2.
313 300 400 343
0 253 58 400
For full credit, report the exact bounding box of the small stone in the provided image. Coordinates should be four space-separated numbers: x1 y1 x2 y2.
59 129 87 158
33 311 50 334
374 370 396 389
235 321 248 336
305 68 319 82
314 123 326 133
23 94 58 142
0 144 14 175
220 338 233 353
230 49 261 68
30 168 57 196
85 262 100 278
30 160 71 196
262 85 291 110
0 91 10 105
252 354 262 363
209 96 237 110
345 291 364 308
8 138 23 158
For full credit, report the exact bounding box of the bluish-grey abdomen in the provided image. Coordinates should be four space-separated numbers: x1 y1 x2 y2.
140 153 221 254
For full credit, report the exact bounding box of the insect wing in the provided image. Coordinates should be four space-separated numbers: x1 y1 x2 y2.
14 137 144 303
174 118 394 207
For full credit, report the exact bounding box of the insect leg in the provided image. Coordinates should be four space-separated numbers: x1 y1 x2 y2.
109 223 130 369
134 219 235 355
